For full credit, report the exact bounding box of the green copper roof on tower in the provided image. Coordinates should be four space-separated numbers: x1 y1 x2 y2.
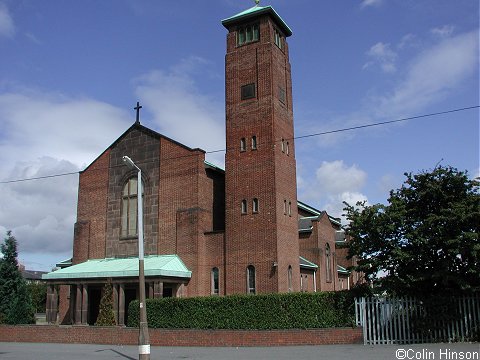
221 4 292 37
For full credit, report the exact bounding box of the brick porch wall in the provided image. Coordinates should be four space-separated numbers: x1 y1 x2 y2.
0 325 362 346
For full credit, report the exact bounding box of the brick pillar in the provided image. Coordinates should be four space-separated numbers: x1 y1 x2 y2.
68 285 76 324
52 286 58 324
148 282 154 299
153 281 163 298
113 283 119 325
81 285 88 325
75 284 82 325
118 283 125 326
46 285 53 323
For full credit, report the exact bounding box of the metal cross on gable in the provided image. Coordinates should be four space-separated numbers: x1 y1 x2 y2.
134 101 142 124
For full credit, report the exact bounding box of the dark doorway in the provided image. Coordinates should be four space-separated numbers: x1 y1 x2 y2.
163 284 176 298
88 287 102 325
124 287 137 326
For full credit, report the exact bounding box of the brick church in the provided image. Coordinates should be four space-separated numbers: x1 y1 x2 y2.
43 3 359 326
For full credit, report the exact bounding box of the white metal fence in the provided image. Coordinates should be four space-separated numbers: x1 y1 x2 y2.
355 296 480 345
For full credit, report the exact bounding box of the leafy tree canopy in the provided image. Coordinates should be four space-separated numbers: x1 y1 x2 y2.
344 166 479 297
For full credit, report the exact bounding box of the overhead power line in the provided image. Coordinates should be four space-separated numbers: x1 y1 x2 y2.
0 171 80 184
0 105 478 185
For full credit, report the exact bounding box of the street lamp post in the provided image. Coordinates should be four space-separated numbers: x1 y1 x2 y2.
122 155 150 360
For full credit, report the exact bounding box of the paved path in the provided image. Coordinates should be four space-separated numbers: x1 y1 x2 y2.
0 342 478 359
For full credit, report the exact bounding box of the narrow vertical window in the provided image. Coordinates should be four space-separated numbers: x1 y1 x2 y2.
288 265 293 292
251 135 257 150
253 24 259 41
281 139 285 152
325 244 332 282
238 28 245 45
286 141 290 155
278 86 286 104
211 267 219 295
121 177 143 237
283 200 287 215
253 198 259 213
274 28 283 49
247 265 256 294
241 199 247 214
240 138 246 152
288 201 292 217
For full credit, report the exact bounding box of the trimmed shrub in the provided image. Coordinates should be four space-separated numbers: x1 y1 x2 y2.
128 291 356 329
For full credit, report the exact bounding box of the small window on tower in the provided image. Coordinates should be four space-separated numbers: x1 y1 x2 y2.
241 83 256 100
274 28 283 49
253 198 259 213
251 135 257 150
241 199 247 214
240 138 246 152
279 87 286 104
237 23 259 46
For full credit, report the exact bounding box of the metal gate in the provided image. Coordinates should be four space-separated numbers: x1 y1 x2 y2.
355 296 480 345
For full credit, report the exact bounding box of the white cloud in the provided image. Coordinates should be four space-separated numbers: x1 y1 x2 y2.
0 89 132 268
134 56 225 167
397 33 418 50
0 91 131 168
360 0 382 9
315 160 367 194
364 42 397 73
0 2 14 38
431 25 455 38
324 191 369 220
299 160 369 220
376 30 479 116
0 157 78 259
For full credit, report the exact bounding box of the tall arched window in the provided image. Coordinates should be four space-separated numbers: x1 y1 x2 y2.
121 177 143 238
241 199 247 214
211 267 219 295
251 135 257 150
247 265 256 294
252 198 259 213
288 265 293 292
325 243 332 282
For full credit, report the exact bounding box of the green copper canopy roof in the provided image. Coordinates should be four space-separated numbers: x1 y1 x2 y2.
42 255 191 280
299 256 318 269
222 4 292 37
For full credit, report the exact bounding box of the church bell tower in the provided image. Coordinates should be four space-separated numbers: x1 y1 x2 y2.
222 3 300 294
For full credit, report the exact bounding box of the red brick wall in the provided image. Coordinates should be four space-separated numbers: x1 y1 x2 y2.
0 325 362 346
73 149 110 264
299 214 339 292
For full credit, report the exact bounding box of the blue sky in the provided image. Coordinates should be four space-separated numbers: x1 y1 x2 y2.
0 0 478 271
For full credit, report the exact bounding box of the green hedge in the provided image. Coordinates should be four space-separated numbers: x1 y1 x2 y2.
127 291 356 329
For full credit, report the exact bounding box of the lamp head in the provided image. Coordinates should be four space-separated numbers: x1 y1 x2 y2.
122 155 139 171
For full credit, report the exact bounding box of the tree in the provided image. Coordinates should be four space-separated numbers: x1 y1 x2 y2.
95 281 116 326
0 231 35 324
27 282 47 313
344 166 479 297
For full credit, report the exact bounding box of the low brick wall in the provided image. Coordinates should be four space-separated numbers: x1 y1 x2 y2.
0 325 362 347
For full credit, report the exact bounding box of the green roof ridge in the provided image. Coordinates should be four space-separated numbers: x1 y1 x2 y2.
222 4 292 37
